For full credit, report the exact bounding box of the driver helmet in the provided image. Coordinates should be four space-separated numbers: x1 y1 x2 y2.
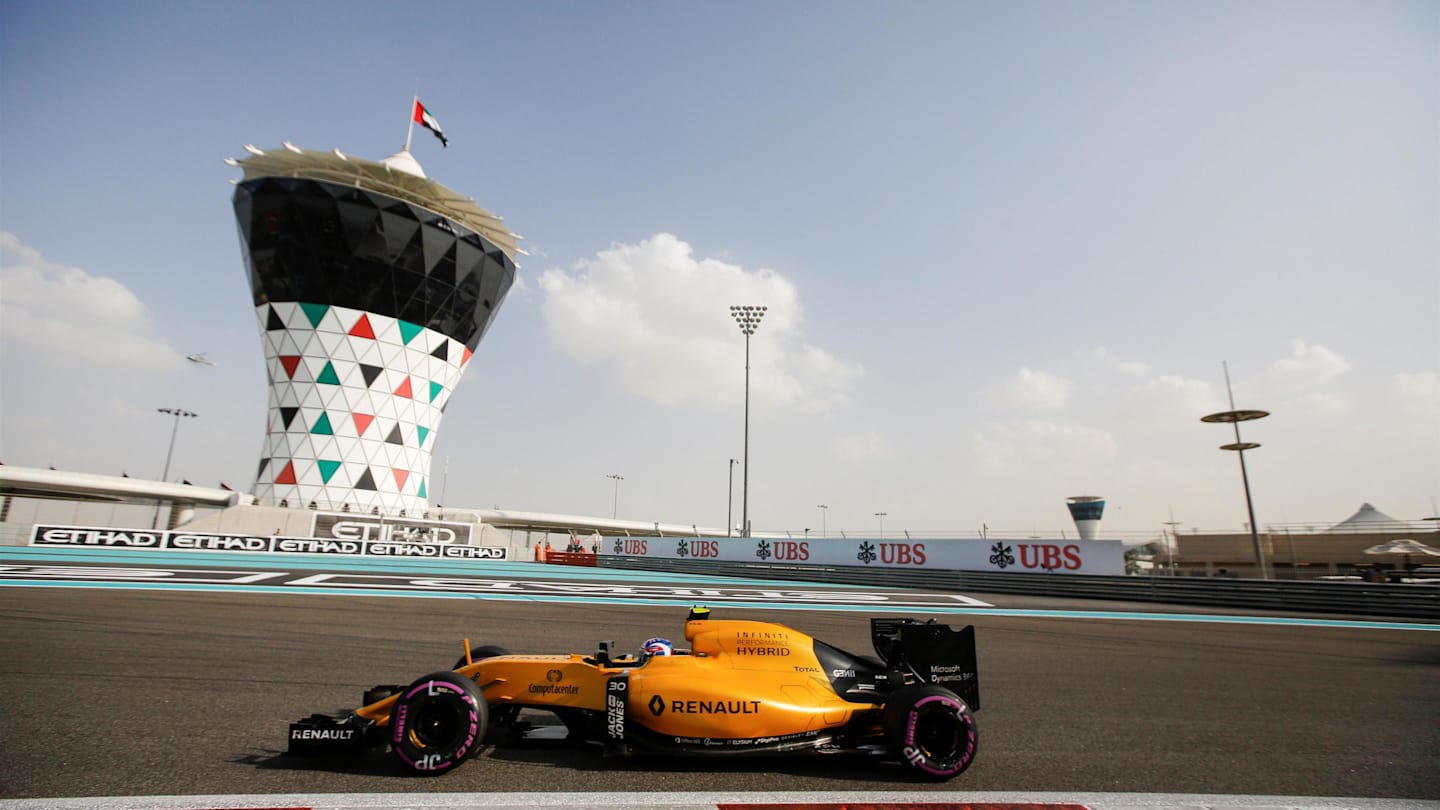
642 637 674 656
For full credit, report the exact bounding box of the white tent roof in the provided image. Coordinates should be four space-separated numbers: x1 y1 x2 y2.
1362 538 1440 557
1328 502 1403 531
229 144 521 261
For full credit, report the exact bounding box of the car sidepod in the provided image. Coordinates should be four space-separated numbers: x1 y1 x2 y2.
619 620 884 754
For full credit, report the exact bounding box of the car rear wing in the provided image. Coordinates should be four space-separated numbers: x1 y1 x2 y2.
871 618 980 711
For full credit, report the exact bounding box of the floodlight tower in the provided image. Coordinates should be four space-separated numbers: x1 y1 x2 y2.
730 304 766 536
606 473 624 519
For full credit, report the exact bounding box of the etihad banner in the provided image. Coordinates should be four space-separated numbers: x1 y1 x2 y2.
602 535 1124 575
29 524 506 560
310 512 474 545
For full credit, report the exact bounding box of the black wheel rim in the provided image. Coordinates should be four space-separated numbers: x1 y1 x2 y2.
915 706 962 761
410 698 464 748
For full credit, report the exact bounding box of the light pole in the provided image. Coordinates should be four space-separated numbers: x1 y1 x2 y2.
817 504 828 538
730 304 766 537
606 473 623 519
157 408 198 483
875 511 887 539
1162 519 1181 576
153 408 197 529
727 459 739 537
1201 362 1270 579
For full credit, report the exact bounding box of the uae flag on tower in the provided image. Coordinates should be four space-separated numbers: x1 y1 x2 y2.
413 99 448 147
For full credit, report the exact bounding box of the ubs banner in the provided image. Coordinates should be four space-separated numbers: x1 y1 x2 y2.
29 524 507 560
603 536 1124 575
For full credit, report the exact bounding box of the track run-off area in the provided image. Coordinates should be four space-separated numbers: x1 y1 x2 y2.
0 545 1436 808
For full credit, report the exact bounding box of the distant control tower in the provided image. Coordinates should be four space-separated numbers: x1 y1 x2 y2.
1066 496 1105 541
229 143 519 515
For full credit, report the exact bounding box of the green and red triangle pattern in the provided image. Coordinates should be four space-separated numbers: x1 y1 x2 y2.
253 301 482 514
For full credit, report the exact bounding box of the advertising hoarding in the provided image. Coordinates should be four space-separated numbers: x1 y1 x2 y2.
29 524 506 560
602 535 1124 575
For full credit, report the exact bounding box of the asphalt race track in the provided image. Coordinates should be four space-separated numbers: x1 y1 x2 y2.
1 562 1437 803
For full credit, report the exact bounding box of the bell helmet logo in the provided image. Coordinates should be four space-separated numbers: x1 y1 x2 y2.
648 695 666 716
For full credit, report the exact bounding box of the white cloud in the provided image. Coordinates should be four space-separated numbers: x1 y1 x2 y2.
833 430 892 461
986 367 1072 411
537 233 861 411
1283 391 1355 420
1091 346 1149 376
973 419 1117 475
1268 338 1350 389
1120 374 1222 430
0 232 182 372
1393 371 1440 424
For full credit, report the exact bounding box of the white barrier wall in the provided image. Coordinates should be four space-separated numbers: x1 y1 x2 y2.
27 523 1122 575
602 535 1125 576
29 524 508 560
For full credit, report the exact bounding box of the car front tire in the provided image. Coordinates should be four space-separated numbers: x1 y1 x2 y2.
389 671 488 775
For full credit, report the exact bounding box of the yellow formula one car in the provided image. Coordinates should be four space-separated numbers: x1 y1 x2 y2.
287 608 980 780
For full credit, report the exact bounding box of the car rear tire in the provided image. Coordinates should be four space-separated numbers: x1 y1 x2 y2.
883 684 976 781
389 671 487 775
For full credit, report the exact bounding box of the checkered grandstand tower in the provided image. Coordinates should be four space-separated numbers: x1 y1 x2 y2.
229 143 519 515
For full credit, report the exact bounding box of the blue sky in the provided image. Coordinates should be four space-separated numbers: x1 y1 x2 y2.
1 1 1436 539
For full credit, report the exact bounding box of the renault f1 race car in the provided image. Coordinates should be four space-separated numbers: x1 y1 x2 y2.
288 608 980 781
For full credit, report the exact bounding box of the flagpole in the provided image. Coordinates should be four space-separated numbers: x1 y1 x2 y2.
405 95 416 151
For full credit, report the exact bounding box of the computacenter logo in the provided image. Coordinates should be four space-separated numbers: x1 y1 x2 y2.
527 669 578 696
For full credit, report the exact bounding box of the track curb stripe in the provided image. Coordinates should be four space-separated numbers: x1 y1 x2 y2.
2 792 1437 810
